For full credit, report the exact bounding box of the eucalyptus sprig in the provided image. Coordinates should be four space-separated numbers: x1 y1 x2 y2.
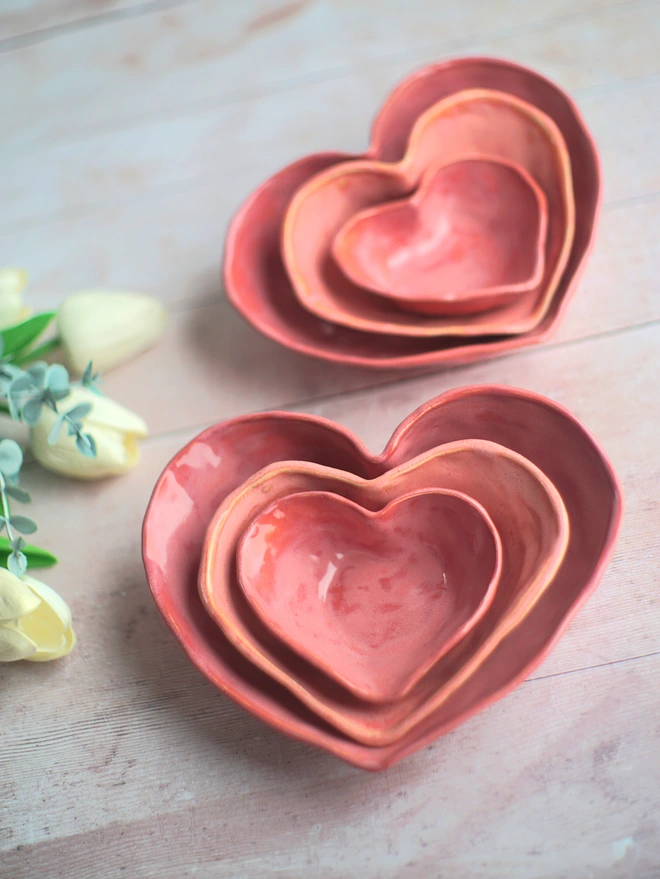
0 314 103 573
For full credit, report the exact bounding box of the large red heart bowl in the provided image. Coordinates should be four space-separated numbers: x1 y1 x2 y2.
224 57 600 369
142 386 622 770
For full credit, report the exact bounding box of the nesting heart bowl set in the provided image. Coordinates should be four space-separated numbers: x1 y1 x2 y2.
143 57 621 770
224 56 601 369
143 386 622 770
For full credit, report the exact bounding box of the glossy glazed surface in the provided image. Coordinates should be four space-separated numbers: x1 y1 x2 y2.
143 386 622 769
225 57 600 367
236 488 502 702
284 89 570 337
200 440 567 745
332 158 547 315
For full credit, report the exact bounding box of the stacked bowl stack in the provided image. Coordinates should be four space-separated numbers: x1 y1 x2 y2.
143 387 622 770
224 57 601 369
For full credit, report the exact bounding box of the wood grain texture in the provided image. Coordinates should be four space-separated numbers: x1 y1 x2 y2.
0 0 143 42
1 0 654 153
1 0 659 876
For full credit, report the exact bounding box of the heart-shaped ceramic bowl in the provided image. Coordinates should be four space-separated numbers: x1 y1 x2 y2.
143 386 622 769
225 56 600 368
282 88 572 338
236 487 502 702
200 441 567 746
332 156 548 316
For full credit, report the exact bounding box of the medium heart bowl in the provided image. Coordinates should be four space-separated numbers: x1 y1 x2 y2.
143 386 622 770
198 441 568 746
224 56 600 368
283 90 569 336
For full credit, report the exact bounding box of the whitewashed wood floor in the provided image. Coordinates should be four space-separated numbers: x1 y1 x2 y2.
1 2 659 877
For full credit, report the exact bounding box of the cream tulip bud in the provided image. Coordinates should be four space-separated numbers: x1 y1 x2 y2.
0 569 75 662
30 387 148 480
57 290 167 375
0 267 31 330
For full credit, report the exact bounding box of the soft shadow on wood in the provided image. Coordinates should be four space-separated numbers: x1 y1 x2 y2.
108 556 432 792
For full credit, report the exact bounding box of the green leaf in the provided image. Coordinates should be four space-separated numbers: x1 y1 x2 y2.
8 550 27 578
12 336 62 367
5 485 31 504
76 433 96 457
48 413 65 445
9 516 37 535
0 537 57 569
0 439 23 476
65 402 92 421
0 312 57 359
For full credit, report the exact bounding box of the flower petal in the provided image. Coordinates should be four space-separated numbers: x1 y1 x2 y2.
0 268 30 331
22 575 72 628
27 624 76 662
16 576 74 659
58 290 167 374
0 267 28 297
0 623 37 661
0 568 41 621
65 387 148 438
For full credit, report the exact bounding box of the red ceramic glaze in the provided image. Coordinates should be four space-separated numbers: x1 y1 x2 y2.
332 157 547 316
200 440 567 746
224 57 601 368
143 386 622 770
284 90 569 336
236 488 502 703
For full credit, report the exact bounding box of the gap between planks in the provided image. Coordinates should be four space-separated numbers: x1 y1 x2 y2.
128 316 660 449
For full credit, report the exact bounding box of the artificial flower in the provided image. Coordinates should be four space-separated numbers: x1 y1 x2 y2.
0 568 75 662
57 290 167 374
0 267 32 330
30 386 148 479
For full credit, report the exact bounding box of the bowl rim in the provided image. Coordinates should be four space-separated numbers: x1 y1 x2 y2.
142 384 623 769
233 483 504 703
223 56 601 369
331 154 548 311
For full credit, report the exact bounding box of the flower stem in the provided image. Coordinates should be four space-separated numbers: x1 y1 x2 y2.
12 337 62 367
0 473 14 542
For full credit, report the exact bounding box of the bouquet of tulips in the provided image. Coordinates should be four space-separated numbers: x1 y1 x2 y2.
0 268 166 662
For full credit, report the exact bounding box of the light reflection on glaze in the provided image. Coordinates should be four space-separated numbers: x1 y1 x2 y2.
237 489 500 701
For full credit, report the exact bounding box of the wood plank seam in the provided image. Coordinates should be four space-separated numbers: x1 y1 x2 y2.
0 0 200 55
2 0 652 147
111 316 660 449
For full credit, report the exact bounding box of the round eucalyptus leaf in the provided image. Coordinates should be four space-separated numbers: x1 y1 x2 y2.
21 397 44 426
9 516 37 535
26 363 47 387
45 364 69 392
66 402 92 422
8 550 27 578
0 439 23 476
76 433 97 458
47 414 65 446
5 485 31 504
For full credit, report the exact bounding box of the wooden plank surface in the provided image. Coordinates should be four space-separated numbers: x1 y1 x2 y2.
0 1 659 877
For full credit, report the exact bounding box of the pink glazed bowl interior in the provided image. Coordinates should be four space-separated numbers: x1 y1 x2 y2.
282 88 572 338
237 488 502 703
225 56 601 368
199 439 568 747
143 386 621 770
332 157 547 316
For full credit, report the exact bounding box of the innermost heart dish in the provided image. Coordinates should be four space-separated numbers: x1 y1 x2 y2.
236 488 502 703
332 157 548 316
